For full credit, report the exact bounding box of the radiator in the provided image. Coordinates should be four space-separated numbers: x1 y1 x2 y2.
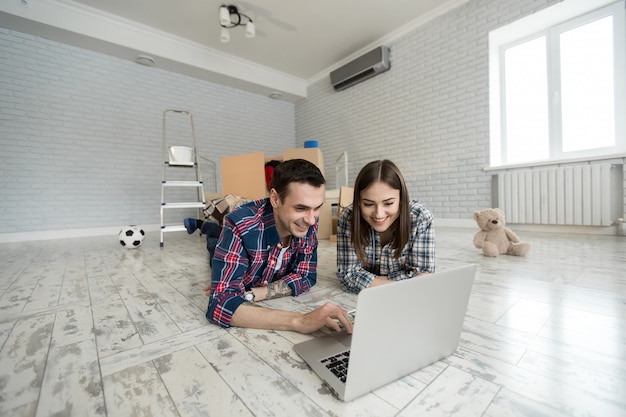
496 164 614 226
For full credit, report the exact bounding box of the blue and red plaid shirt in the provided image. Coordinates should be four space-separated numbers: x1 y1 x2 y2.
336 199 435 293
206 198 318 327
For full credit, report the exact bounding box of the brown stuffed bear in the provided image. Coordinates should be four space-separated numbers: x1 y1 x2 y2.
472 208 531 257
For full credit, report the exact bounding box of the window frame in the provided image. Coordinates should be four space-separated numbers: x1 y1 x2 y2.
488 0 626 168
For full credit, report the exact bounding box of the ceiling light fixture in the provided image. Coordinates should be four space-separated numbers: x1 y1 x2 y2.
135 55 155 66
219 4 255 43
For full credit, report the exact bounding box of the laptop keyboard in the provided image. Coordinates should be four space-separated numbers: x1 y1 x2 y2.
320 309 356 383
321 351 350 383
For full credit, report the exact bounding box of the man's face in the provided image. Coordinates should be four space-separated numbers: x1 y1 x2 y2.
271 182 326 239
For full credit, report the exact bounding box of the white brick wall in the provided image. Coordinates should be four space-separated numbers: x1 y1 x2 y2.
2 0 624 239
296 0 606 222
0 28 295 236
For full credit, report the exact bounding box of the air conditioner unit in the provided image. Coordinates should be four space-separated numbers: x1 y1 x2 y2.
330 46 390 91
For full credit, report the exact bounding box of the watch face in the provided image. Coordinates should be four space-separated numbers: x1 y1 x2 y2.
245 291 254 301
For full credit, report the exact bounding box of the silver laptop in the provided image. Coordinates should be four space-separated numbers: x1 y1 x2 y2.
293 264 476 401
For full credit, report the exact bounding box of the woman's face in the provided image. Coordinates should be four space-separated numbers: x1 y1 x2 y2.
359 180 400 233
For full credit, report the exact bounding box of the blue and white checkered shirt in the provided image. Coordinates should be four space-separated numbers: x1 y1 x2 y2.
336 199 435 293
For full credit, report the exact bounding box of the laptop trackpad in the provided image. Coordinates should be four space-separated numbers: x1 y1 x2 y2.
333 332 352 348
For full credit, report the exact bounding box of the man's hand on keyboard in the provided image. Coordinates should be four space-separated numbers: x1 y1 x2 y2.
298 303 354 334
330 309 356 332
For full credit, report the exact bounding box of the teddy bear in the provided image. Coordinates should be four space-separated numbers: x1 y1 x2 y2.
472 208 531 257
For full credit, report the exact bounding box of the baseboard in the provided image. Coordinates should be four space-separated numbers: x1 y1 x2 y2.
435 218 476 229
435 218 620 236
0 219 621 243
0 224 162 243
499 223 620 236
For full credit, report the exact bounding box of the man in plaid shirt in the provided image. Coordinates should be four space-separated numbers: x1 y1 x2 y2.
205 159 353 334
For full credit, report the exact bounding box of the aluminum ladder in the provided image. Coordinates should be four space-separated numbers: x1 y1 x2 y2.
160 109 206 247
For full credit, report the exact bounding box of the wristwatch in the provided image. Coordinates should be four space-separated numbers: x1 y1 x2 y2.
244 290 255 302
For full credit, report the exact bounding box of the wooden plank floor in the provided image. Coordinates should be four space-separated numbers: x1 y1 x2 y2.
0 227 624 417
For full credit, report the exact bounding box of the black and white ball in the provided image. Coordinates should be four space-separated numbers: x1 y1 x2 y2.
118 225 145 248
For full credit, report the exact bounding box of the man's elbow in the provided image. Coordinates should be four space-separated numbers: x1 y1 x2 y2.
205 304 231 328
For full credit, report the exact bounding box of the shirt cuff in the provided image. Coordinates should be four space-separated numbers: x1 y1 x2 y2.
208 295 247 328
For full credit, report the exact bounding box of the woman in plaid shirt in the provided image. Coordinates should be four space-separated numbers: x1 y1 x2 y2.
337 160 435 293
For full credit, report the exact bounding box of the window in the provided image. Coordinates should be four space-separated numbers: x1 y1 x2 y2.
489 0 625 167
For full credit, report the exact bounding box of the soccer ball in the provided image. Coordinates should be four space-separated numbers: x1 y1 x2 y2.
118 225 145 248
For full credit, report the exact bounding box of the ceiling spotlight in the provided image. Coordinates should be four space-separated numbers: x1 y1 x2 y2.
220 27 230 43
135 55 155 66
245 21 255 38
219 5 231 26
218 4 255 43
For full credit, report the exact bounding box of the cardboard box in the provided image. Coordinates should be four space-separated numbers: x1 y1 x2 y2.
283 148 324 176
221 151 267 199
330 186 353 242
317 200 331 239
338 186 354 214
221 148 325 200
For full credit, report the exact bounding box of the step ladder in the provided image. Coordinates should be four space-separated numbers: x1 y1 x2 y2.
160 109 206 247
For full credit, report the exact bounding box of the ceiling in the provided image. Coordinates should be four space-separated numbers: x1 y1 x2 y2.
0 0 469 102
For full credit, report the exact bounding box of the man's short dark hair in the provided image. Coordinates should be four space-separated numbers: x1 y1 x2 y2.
270 159 326 201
